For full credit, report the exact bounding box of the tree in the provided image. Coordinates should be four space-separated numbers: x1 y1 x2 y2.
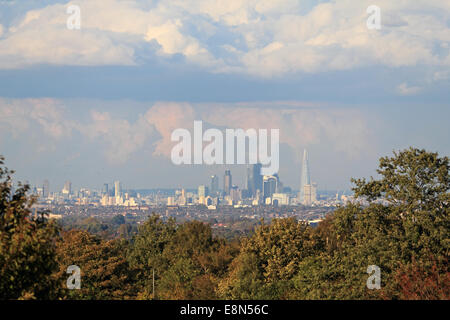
162 221 214 265
290 148 449 299
129 217 238 300
54 230 136 299
352 148 449 262
127 215 177 298
218 218 317 299
0 156 59 299
393 257 449 300
111 215 126 226
217 252 268 300
159 221 238 299
352 148 449 210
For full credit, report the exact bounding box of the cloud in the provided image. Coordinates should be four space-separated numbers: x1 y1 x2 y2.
0 98 74 139
0 98 372 165
0 3 137 68
396 82 423 96
0 0 448 78
143 102 196 157
81 109 155 165
199 103 369 159
433 70 450 82
0 98 76 154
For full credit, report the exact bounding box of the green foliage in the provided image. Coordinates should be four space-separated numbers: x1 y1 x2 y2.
1 148 448 300
291 148 449 299
129 218 239 299
217 252 267 299
127 215 176 295
111 215 126 226
60 214 137 240
0 156 60 299
352 148 449 209
218 218 317 299
244 218 315 282
54 230 136 300
219 148 449 300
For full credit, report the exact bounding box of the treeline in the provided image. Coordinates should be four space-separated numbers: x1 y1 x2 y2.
0 148 449 300
59 212 260 241
59 214 138 240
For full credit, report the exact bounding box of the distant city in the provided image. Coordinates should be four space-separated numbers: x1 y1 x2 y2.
27 149 374 224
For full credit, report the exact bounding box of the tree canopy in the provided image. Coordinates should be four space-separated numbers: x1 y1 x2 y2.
0 156 59 299
1 148 448 300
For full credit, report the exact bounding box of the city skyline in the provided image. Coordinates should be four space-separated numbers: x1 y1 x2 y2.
30 165 341 209
12 138 445 195
0 1 449 192
29 152 354 211
26 161 340 196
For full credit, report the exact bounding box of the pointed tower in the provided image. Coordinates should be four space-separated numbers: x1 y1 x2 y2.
299 149 311 202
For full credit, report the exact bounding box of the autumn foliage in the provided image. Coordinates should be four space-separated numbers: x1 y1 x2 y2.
0 148 448 300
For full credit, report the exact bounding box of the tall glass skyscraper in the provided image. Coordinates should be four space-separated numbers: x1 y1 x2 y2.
263 175 277 200
103 183 109 195
224 170 232 196
198 185 209 198
248 163 263 198
114 181 121 198
210 175 219 196
43 179 49 198
299 149 311 202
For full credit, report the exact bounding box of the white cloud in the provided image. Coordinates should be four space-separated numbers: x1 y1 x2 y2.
199 102 369 159
0 98 74 139
396 82 423 96
0 98 76 154
143 102 196 158
433 70 450 81
80 110 155 165
0 0 448 77
0 98 371 164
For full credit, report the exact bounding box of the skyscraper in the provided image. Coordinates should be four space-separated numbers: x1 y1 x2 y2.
245 166 250 190
224 170 232 196
230 185 241 203
263 175 278 200
210 175 219 196
299 149 311 202
103 183 109 195
43 179 49 198
180 188 187 205
311 182 317 203
198 185 209 198
302 183 317 206
114 181 121 198
248 163 263 198
62 181 72 195
303 184 313 206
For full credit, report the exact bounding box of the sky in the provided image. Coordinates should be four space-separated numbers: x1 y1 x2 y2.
0 0 449 192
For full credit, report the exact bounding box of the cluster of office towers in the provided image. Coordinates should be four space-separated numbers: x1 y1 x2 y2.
37 150 317 207
197 149 317 206
34 180 70 199
197 164 287 206
99 181 137 206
